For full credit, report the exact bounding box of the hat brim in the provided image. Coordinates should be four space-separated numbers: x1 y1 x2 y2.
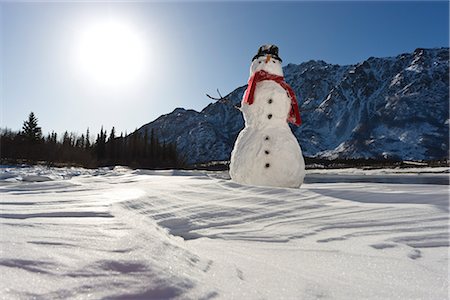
252 54 282 62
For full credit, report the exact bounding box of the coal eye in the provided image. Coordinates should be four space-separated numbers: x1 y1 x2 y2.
272 60 275 63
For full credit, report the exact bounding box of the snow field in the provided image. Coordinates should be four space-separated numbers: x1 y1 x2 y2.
0 166 448 299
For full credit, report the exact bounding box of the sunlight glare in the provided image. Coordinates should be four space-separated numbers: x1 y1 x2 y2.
75 19 147 89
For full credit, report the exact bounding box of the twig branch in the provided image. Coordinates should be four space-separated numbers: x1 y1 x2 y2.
206 89 241 110
205 93 223 101
217 88 223 99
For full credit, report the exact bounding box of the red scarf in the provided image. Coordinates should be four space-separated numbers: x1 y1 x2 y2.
243 70 301 126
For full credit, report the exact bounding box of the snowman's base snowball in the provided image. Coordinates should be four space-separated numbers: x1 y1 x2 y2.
229 126 305 188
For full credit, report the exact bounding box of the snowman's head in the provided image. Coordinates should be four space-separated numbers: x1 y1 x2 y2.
250 44 284 77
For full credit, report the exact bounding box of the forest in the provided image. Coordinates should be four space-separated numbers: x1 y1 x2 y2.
0 112 183 169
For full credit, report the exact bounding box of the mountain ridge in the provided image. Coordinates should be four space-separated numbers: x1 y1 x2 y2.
136 47 449 164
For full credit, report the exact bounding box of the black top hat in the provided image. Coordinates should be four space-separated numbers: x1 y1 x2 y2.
252 44 282 62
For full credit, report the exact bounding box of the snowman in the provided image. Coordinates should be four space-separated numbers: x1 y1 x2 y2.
229 44 305 188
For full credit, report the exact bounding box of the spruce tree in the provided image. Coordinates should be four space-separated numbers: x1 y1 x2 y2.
95 127 107 161
143 130 148 158
109 127 116 142
62 131 70 146
22 112 42 142
85 128 91 149
108 127 116 162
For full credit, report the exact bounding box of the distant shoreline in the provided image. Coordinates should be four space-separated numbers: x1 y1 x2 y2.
2 157 449 171
193 158 449 171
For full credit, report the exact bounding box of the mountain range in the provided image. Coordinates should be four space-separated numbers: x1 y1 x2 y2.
136 47 449 165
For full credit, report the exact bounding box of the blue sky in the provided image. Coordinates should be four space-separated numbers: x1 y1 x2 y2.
1 1 448 137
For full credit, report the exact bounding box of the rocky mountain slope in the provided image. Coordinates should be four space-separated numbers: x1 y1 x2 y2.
137 48 449 164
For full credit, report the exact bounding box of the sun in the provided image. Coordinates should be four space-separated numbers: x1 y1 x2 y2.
75 19 146 88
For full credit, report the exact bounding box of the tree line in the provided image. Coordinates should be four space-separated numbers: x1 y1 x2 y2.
1 112 184 169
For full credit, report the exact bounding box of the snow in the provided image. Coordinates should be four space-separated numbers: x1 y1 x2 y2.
405 65 423 73
249 53 284 77
306 166 449 176
1 165 448 299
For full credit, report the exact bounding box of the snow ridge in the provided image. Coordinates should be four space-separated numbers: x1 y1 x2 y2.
137 48 449 164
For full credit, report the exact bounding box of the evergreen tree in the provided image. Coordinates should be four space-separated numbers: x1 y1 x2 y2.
131 130 138 161
150 129 157 158
75 134 84 148
22 112 42 142
62 131 71 146
85 128 91 149
108 127 116 161
95 126 107 161
109 127 116 142
143 130 148 158
49 131 57 144
70 132 76 147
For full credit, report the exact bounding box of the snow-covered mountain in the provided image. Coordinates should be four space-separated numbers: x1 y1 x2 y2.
137 48 449 164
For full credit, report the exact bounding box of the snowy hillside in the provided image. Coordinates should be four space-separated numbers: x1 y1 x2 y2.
137 48 449 164
1 165 448 299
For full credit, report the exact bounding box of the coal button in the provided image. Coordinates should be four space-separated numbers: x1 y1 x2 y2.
267 114 273 119
265 163 270 168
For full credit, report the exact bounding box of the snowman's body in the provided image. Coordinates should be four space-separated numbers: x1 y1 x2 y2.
229 46 305 188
